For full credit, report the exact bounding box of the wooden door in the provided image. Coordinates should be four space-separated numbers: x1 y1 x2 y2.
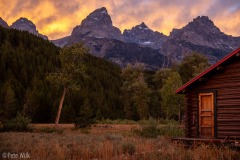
199 93 214 138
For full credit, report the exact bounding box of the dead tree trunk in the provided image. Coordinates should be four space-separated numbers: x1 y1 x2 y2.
55 87 67 128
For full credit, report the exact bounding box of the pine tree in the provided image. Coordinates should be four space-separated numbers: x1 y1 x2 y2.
75 98 94 128
79 98 93 118
2 82 17 121
23 88 38 120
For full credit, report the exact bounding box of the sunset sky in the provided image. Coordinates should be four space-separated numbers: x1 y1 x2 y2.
0 0 239 40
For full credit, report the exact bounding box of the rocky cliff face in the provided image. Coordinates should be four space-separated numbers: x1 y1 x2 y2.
0 17 9 28
66 33 169 69
52 8 240 68
53 7 168 69
103 39 170 69
71 7 123 41
161 16 240 63
11 18 48 40
123 22 168 49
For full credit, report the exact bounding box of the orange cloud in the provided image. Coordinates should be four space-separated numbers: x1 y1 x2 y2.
0 0 239 39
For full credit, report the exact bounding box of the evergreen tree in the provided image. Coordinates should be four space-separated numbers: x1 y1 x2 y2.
23 88 39 120
75 98 94 128
79 98 93 118
60 105 75 123
1 82 17 122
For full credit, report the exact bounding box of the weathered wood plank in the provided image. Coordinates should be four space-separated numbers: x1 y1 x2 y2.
185 57 240 139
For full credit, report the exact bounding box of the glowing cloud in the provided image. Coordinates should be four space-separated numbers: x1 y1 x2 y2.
0 0 239 39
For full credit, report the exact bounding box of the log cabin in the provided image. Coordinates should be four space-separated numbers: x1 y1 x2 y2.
176 48 240 141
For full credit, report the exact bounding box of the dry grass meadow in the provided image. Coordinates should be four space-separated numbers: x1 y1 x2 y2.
0 123 239 160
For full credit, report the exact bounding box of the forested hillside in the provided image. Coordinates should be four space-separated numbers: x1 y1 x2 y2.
0 26 210 124
0 26 60 123
0 26 124 123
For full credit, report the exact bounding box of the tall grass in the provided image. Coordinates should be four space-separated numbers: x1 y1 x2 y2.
1 130 239 159
96 118 138 124
95 118 179 125
133 118 184 138
0 121 239 160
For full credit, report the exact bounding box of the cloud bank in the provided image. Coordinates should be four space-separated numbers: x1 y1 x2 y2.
0 0 239 39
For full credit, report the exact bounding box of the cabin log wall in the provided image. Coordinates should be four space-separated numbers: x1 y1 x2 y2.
185 57 240 139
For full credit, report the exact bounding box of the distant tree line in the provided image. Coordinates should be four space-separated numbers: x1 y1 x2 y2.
120 52 209 121
0 26 210 124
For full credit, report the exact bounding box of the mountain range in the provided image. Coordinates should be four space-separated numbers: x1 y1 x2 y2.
0 17 47 40
1 7 240 69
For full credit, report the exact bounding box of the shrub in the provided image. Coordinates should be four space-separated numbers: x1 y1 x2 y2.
122 143 136 155
134 118 160 138
40 127 64 134
159 125 184 137
75 117 95 129
2 113 31 132
138 119 155 125
158 118 179 125
139 125 159 138
133 118 184 138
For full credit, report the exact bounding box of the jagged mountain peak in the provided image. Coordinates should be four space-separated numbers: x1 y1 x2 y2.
170 15 221 37
15 17 34 23
123 22 168 49
71 7 123 41
12 17 36 26
0 17 9 28
138 22 148 29
81 7 112 27
11 17 37 31
53 9 240 69
128 22 150 31
11 17 48 40
187 16 218 30
192 16 213 25
96 7 108 12
140 22 146 25
164 15 240 64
